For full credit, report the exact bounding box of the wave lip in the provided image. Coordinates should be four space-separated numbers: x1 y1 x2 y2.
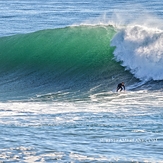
111 25 163 81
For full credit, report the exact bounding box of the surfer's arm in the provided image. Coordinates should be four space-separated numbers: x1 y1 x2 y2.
123 85 125 91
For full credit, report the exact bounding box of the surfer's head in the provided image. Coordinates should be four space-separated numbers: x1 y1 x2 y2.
122 82 125 85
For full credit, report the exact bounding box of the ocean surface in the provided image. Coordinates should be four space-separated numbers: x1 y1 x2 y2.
0 0 163 162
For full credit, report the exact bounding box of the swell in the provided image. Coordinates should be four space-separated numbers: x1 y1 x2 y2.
0 25 136 100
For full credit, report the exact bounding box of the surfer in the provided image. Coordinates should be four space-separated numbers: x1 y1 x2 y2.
116 82 125 92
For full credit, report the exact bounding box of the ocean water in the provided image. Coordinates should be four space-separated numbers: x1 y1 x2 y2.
0 0 163 162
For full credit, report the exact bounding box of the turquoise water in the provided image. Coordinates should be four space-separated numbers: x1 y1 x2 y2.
0 0 163 162
0 25 136 100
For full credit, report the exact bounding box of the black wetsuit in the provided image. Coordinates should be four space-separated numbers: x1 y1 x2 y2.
117 83 125 92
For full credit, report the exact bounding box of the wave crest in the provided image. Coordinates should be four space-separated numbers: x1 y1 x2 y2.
111 25 163 80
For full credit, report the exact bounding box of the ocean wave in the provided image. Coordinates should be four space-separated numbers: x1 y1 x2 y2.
1 24 162 99
0 25 136 98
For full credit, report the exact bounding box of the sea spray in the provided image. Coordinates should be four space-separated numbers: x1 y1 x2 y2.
111 25 163 80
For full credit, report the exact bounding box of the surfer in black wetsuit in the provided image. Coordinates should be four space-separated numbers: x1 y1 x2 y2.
116 82 125 92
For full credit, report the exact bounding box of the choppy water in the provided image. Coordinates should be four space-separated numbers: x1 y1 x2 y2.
0 0 163 162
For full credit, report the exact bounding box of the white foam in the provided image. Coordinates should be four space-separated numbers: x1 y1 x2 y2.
111 25 163 80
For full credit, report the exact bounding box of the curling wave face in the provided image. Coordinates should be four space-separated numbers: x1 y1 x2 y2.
0 25 136 100
0 24 162 100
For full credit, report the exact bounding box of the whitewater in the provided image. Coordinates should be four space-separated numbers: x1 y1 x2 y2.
0 0 163 162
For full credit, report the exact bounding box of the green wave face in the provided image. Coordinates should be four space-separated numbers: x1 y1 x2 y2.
0 26 135 98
